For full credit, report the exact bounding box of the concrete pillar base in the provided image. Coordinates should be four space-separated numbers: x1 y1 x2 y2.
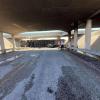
1 49 6 54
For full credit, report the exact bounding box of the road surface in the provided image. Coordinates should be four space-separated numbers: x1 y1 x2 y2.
0 48 99 100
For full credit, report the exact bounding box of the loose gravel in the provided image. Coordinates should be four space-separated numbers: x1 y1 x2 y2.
55 66 91 100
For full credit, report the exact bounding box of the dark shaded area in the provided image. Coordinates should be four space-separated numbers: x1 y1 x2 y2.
47 87 54 94
69 50 100 71
55 66 91 100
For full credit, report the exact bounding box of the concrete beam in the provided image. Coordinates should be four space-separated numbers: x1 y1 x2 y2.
90 10 100 18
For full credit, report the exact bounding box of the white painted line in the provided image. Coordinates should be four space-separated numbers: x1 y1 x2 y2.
30 54 39 57
0 54 23 65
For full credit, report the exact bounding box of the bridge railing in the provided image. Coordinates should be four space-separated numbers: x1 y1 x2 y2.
70 47 100 57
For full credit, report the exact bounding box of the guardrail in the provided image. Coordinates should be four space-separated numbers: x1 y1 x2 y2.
70 47 100 57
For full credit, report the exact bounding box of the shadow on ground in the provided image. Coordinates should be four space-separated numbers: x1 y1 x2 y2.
55 66 91 100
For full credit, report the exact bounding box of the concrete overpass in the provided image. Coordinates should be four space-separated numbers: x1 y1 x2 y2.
0 0 100 53
0 1 100 99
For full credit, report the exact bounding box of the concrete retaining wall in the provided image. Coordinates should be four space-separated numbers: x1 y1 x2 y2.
77 31 100 51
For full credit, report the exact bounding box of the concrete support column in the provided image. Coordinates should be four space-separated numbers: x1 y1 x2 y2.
12 35 16 51
74 29 78 48
57 36 61 42
85 19 92 50
0 33 6 53
16 39 21 48
68 30 71 48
